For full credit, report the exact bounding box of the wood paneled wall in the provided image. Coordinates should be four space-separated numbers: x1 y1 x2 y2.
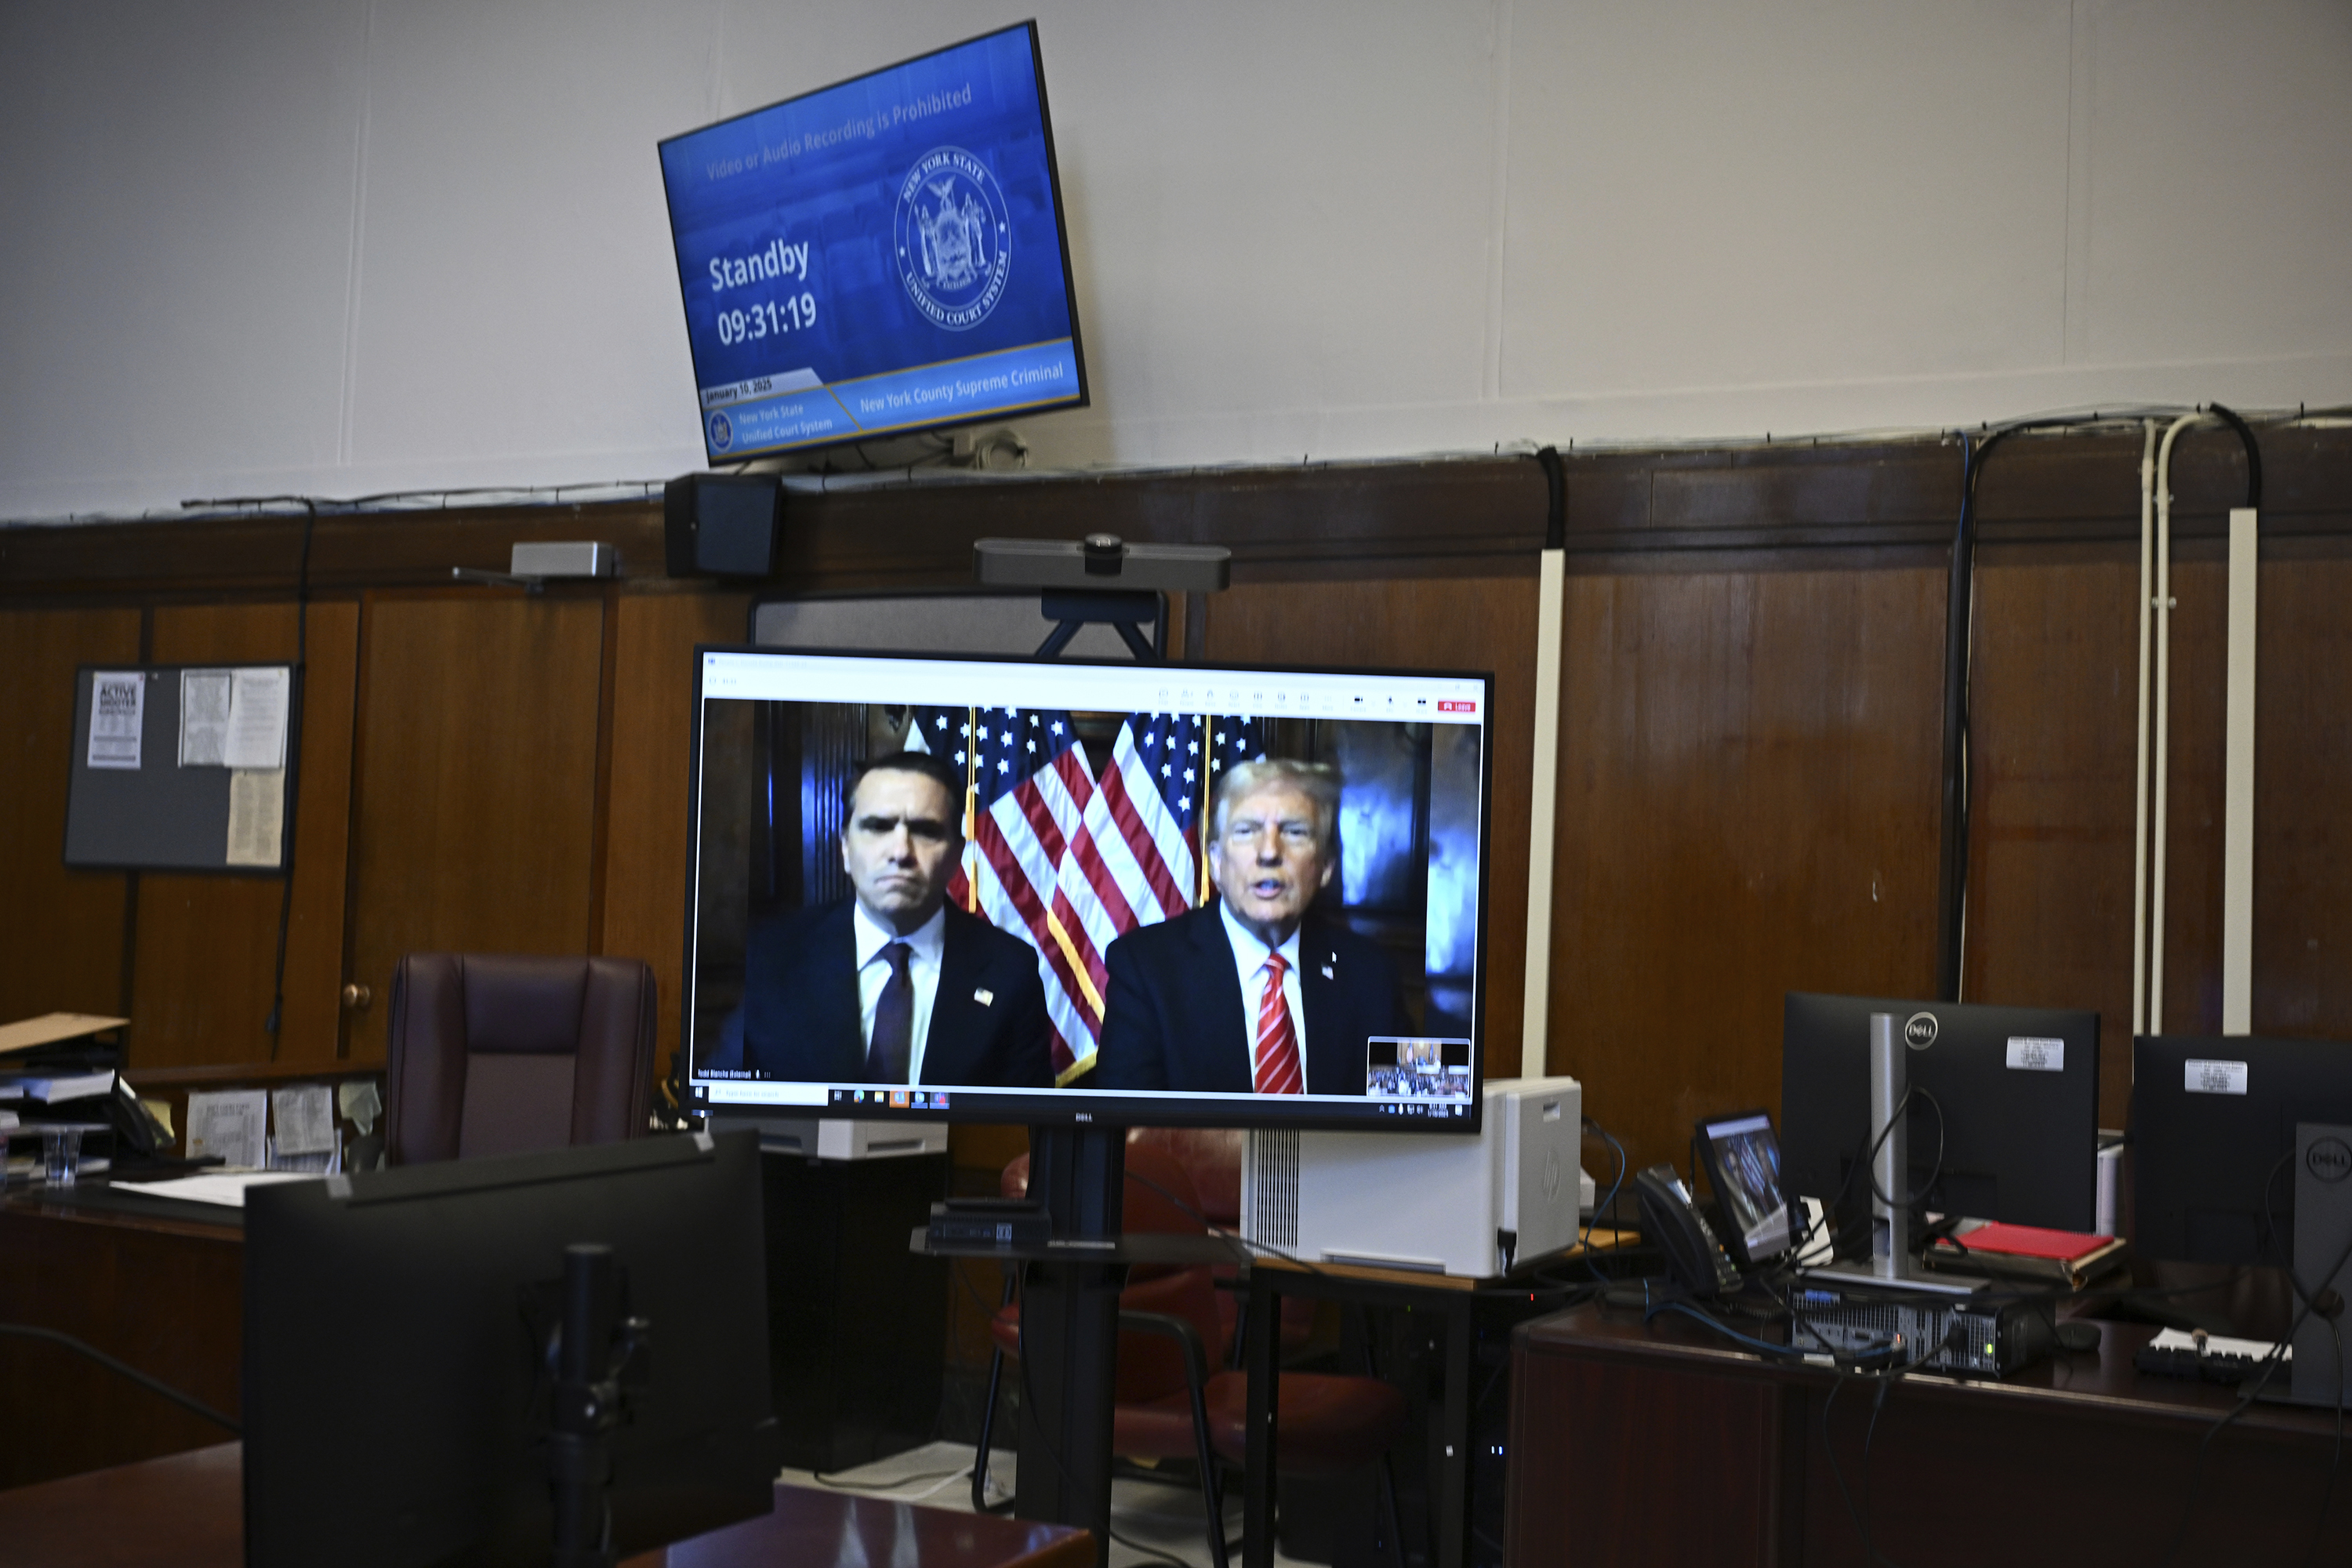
3 428 2346 1184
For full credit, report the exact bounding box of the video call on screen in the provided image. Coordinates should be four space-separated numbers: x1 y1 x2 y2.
686 654 1490 1115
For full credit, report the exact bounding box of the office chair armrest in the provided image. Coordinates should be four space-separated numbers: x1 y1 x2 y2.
1117 1308 1213 1395
1120 1306 1229 1562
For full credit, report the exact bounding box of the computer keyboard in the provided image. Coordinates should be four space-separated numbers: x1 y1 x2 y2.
2133 1327 2288 1385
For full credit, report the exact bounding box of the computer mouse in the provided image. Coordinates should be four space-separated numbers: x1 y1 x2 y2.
2055 1320 2101 1353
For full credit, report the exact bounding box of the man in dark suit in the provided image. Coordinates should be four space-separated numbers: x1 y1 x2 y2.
1093 759 1410 1096
706 751 1053 1088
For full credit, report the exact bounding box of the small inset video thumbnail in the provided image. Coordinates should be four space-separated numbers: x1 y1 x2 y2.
1364 1036 1474 1100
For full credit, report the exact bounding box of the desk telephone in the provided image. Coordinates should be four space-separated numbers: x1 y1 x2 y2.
1633 1163 1742 1297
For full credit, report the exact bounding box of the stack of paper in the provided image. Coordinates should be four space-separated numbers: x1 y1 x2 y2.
1 1069 115 1104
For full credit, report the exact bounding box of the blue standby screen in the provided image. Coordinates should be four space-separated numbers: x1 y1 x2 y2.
659 24 1084 460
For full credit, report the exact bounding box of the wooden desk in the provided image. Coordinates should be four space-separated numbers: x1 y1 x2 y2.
1241 1230 1637 1568
0 1444 1091 1568
1507 1304 2352 1566
0 1186 244 1488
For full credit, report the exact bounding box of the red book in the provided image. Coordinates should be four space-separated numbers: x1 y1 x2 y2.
1923 1221 2128 1288
1949 1222 2113 1262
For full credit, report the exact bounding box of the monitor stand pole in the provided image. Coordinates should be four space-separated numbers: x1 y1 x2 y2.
1014 1123 1126 1562
547 1243 645 1568
1799 1014 1981 1298
995 577 1176 1559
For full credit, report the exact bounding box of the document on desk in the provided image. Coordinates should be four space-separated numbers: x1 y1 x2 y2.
337 1078 383 1136
270 1083 334 1157
125 1171 319 1208
186 1088 268 1170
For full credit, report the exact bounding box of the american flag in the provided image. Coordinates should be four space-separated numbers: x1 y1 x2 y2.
905 706 1262 1083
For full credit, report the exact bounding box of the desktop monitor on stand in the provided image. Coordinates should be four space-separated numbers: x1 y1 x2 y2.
680 639 1500 1543
2131 1034 2352 1269
241 1132 779 1568
1780 991 2103 1243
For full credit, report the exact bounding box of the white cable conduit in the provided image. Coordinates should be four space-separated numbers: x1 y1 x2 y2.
2221 499 2259 1036
1520 545 1566 1079
2129 421 2158 1042
2144 414 2205 1037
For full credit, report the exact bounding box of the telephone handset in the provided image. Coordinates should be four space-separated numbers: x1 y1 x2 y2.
1633 1163 1742 1298
110 1075 172 1158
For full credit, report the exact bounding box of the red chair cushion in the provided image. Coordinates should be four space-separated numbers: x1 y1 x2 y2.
1201 1369 1406 1476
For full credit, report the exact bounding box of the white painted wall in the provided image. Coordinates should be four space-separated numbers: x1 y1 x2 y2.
3 0 2347 521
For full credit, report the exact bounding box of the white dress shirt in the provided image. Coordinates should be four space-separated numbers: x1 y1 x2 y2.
1218 902 1307 1089
854 902 946 1083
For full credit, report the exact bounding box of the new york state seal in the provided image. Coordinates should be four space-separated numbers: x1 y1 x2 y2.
894 147 1013 331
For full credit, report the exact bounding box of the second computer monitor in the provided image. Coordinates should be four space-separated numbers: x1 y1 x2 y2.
2132 1033 2352 1268
1780 993 2101 1234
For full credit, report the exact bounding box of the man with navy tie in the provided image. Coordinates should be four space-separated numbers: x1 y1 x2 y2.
1093 759 1410 1096
706 751 1053 1088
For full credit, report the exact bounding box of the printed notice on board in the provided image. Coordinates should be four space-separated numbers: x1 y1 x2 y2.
225 667 290 770
88 671 145 769
225 770 285 867
179 670 233 766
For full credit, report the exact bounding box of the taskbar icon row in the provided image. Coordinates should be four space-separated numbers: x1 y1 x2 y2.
830 1087 949 1112
1370 1101 1472 1118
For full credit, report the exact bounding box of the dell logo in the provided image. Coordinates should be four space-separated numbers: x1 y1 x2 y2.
1904 1011 1940 1051
2309 1138 2352 1185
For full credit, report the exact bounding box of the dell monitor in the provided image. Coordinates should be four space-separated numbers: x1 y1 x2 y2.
2132 1033 2352 1267
1780 993 2102 1235
658 23 1086 461
242 1133 779 1568
682 647 1495 1132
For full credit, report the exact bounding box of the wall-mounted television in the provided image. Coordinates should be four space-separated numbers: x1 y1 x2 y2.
682 648 1495 1131
657 22 1087 462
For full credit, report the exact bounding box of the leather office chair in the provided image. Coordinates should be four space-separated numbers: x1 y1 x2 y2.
975 1136 1406 1568
384 953 658 1165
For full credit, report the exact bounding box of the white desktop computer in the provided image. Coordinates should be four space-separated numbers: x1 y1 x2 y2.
1240 1076 1588 1279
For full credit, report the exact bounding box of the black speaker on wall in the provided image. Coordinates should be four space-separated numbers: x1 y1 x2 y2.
665 474 782 578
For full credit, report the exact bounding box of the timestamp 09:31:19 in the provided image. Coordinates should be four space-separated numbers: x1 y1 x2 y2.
715 292 817 346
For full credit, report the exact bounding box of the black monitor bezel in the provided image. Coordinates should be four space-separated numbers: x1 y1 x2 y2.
679 641 1497 1134
240 1132 778 1567
1779 992 2103 1233
655 20 1090 465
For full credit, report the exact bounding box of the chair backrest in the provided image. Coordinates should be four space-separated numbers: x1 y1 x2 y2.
385 953 657 1166
1132 1127 1244 1228
1112 1145 1228 1400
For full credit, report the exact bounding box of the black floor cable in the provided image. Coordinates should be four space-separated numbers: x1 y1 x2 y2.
0 1323 241 1435
262 498 317 1044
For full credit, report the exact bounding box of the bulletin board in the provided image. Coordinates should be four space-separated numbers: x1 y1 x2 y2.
63 663 296 873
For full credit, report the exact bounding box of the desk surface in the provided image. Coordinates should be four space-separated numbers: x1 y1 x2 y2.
4 1177 252 1236
0 1444 1093 1568
1510 1303 2352 1566
913 1225 1639 1287
0 1190 245 1489
1522 1302 2339 1439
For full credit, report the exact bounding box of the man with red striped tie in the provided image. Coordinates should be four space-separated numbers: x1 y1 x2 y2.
1091 759 1410 1097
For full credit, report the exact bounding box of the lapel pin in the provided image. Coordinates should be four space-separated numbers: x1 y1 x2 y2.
974 987 995 1007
